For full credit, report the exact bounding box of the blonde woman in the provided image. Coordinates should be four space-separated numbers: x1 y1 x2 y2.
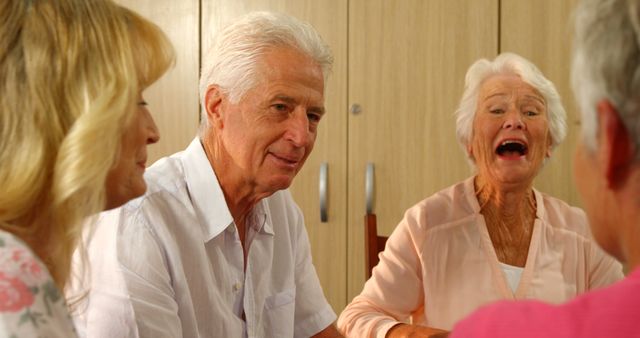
0 0 174 336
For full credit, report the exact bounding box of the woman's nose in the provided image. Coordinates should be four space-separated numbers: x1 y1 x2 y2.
502 110 525 130
146 112 161 144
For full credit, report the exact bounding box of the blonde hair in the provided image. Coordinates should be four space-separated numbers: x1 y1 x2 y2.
0 0 174 289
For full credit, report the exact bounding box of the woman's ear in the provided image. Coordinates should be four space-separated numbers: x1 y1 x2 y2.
597 100 634 190
204 85 225 130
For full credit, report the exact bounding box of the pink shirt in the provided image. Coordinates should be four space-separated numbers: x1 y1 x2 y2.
337 177 623 338
451 268 640 338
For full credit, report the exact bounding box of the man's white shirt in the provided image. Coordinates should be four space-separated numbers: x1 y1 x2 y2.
69 138 336 338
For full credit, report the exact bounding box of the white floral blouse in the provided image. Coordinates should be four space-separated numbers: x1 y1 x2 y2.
0 230 77 338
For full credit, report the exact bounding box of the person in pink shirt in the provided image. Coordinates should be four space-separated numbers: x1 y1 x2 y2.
450 0 640 337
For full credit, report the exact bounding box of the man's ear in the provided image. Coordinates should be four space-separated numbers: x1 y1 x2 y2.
597 100 635 189
204 85 225 130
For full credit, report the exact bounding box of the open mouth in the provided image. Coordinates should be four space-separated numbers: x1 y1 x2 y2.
495 140 528 157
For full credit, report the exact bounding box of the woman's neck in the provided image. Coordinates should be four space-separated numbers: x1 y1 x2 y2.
475 175 535 216
475 175 536 267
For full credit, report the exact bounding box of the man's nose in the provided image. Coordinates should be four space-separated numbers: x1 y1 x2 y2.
285 110 312 147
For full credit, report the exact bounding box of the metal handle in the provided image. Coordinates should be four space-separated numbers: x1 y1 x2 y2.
319 162 328 222
365 163 374 214
350 103 362 115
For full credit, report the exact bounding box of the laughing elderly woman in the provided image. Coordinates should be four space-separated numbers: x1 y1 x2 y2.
337 52 623 338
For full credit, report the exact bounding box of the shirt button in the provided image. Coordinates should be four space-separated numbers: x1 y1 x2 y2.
227 226 236 233
233 282 242 291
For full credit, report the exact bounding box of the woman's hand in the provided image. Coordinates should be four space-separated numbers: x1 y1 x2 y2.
386 323 449 338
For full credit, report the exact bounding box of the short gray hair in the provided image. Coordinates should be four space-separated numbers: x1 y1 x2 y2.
572 0 640 159
198 11 333 134
455 52 567 162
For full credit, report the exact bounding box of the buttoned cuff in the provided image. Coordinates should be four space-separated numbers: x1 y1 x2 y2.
376 319 402 338
294 304 337 338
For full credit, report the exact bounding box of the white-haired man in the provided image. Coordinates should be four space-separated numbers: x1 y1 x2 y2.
450 0 640 336
70 11 342 338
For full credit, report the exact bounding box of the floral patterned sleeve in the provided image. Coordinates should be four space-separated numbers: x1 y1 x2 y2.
0 231 77 338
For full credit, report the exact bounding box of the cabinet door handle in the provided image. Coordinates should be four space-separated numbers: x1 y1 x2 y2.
366 163 375 215
319 162 328 222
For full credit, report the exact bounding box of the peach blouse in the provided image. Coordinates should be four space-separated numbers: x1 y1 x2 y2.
338 177 623 338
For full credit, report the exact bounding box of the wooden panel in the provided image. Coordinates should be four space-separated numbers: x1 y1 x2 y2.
201 0 349 312
501 0 581 206
347 0 499 300
115 0 200 163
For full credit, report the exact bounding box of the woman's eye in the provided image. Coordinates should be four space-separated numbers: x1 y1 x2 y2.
138 101 148 106
525 110 538 116
490 109 503 114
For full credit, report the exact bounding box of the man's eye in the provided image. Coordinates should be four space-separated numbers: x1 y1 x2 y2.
308 113 321 122
138 101 148 106
273 104 288 111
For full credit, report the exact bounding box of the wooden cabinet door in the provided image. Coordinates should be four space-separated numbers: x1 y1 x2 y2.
500 0 581 206
115 0 200 163
347 0 499 300
201 0 349 312
115 0 582 316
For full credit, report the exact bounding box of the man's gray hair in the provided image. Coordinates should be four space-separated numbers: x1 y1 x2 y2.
454 52 567 163
198 11 333 134
572 0 640 158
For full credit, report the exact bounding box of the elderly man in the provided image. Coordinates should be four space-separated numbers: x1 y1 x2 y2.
449 0 640 336
70 11 342 338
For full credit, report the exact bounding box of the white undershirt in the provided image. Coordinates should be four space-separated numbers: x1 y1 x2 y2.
500 262 524 293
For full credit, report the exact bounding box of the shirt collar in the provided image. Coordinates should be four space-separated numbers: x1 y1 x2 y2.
251 200 274 236
181 138 274 241
181 138 233 242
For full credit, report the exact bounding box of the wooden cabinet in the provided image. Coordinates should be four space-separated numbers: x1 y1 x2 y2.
115 0 200 162
346 0 498 302
117 0 580 314
501 0 580 204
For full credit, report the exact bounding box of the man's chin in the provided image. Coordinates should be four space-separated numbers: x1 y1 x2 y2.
265 176 295 192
